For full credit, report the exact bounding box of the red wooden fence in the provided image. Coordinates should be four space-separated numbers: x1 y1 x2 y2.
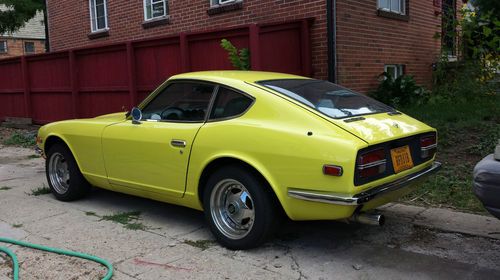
0 19 312 124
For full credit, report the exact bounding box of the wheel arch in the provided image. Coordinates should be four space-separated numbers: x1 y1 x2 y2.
44 134 84 171
197 156 289 218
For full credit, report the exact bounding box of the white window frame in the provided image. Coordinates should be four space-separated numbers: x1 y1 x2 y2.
210 0 240 7
384 64 404 80
144 0 168 21
0 41 7 53
89 0 109 33
377 0 406 15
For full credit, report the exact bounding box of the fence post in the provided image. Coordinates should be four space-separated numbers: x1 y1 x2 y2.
126 42 138 108
249 24 261 71
69 50 79 118
180 33 190 72
300 19 312 77
20 56 31 118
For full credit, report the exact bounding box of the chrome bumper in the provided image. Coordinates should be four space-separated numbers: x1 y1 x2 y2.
288 162 442 206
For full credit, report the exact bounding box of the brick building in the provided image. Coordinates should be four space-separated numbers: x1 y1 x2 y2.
45 0 460 92
0 11 46 58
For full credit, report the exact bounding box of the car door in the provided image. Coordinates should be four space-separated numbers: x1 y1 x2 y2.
101 81 215 197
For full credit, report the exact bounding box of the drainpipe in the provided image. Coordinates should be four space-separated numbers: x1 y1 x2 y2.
43 0 50 52
326 0 337 83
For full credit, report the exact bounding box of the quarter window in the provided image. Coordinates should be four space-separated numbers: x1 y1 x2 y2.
378 0 405 14
24 42 35 54
0 41 7 53
141 82 215 122
89 0 108 32
384 64 404 80
144 0 168 21
209 87 253 120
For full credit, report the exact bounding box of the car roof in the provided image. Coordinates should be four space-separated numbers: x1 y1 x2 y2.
169 71 309 83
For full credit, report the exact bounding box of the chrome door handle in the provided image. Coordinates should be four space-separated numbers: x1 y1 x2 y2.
171 139 186 148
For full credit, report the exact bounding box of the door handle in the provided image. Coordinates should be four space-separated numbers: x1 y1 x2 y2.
171 139 186 148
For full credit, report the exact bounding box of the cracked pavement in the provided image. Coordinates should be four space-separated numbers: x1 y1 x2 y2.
1 145 500 279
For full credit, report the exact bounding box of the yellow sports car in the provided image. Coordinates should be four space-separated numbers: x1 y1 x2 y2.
36 71 441 249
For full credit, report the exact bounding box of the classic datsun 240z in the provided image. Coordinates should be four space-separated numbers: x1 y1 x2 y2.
37 71 441 249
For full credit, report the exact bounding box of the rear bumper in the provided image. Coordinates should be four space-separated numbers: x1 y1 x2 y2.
288 162 442 206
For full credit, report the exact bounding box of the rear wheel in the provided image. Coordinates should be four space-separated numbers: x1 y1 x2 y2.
203 166 280 250
46 143 90 201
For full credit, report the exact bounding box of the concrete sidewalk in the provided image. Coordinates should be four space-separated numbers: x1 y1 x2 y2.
1 145 500 279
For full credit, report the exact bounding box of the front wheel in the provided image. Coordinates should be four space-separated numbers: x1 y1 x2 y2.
203 166 280 250
46 143 90 201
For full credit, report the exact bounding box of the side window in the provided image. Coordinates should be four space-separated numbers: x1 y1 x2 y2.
209 87 253 120
142 82 215 122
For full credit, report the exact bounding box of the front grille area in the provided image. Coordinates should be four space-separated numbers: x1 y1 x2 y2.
354 132 437 186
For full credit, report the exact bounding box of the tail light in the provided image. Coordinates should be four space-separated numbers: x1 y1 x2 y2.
357 148 386 178
420 134 437 159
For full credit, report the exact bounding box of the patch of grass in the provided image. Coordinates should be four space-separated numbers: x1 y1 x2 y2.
3 131 36 148
27 154 40 159
0 186 12 191
183 239 215 251
400 96 500 213
30 185 51 196
100 211 147 230
85 211 98 216
12 224 23 228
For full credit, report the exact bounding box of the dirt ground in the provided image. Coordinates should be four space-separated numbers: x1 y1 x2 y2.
1 129 500 279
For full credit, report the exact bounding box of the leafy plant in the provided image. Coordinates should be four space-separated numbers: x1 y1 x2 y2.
3 131 36 147
30 185 51 196
220 39 250 70
0 0 45 34
369 73 429 108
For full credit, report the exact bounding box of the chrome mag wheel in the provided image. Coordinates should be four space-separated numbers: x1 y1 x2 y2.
48 152 70 194
210 179 256 240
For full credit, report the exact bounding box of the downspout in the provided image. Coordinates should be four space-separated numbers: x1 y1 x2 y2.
326 0 337 83
43 0 50 52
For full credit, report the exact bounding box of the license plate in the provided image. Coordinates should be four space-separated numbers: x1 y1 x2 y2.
390 145 414 173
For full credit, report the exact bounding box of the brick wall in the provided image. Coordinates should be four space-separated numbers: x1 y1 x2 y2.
335 0 450 92
46 0 456 93
0 38 45 58
46 0 328 80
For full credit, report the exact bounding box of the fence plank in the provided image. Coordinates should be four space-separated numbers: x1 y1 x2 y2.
21 57 31 118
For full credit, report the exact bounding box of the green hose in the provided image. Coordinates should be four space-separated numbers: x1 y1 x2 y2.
0 237 113 280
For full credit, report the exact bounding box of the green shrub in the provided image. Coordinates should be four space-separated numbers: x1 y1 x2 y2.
3 131 36 147
220 39 250 70
369 73 430 108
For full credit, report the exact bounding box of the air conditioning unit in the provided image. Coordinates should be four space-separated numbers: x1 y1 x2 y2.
219 0 236 4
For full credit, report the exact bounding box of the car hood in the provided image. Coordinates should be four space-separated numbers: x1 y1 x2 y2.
329 112 435 145
93 112 127 121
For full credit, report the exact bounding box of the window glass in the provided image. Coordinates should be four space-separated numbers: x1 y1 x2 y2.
0 41 7 53
378 0 404 14
90 0 107 32
258 79 394 119
211 0 238 6
209 87 253 120
378 0 390 10
384 64 404 80
142 82 214 122
24 42 35 53
145 0 168 20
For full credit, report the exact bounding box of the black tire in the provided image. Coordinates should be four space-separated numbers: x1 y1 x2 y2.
203 166 280 250
45 143 91 201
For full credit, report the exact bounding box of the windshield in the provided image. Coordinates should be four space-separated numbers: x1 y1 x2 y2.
257 79 394 119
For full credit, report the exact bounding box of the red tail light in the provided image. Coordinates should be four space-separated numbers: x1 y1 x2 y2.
357 148 387 178
420 135 437 158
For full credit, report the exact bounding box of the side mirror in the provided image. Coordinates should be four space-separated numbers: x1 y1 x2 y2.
131 107 142 124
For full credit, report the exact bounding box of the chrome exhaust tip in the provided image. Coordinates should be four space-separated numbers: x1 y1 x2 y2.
350 213 385 226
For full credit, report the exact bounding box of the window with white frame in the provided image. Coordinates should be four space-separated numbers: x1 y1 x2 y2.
378 0 405 15
384 64 404 80
0 41 7 53
89 0 108 32
144 0 168 21
210 0 240 7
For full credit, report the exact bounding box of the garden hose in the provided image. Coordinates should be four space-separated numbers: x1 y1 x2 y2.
0 237 113 280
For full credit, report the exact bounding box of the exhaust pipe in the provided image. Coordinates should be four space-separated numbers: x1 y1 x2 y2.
350 212 385 226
